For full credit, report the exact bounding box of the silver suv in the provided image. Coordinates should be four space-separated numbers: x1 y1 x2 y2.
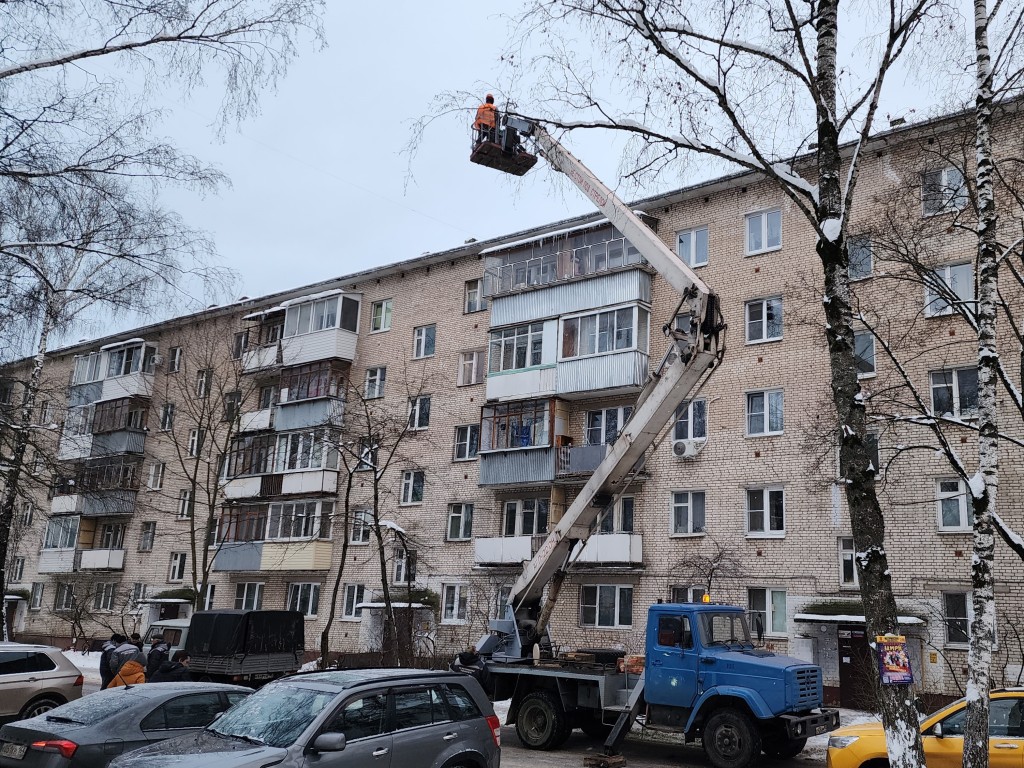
0 643 83 721
110 668 500 768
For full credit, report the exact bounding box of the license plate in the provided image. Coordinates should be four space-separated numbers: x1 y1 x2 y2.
815 725 827 735
0 742 27 760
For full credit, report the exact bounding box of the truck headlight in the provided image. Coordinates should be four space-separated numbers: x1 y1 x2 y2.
828 735 860 749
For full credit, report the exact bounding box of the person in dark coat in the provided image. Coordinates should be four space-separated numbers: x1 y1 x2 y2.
149 651 192 683
146 634 169 680
99 634 122 690
130 632 143 651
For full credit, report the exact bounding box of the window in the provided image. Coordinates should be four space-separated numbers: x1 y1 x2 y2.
54 583 75 611
400 470 425 505
217 505 268 543
92 397 149 433
63 405 92 437
854 332 875 377
672 491 706 535
287 583 320 617
195 369 212 398
265 501 332 541
481 399 551 451
168 346 182 373
328 693 388 740
93 583 117 611
147 462 165 491
131 583 148 605
343 584 365 618
72 352 103 385
748 588 787 637
177 489 194 520
10 558 24 583
677 226 709 267
231 331 248 361
139 522 156 552
100 523 124 549
106 343 149 377
495 586 512 618
585 406 633 445
442 584 468 624
168 552 187 582
351 511 372 544
580 585 633 628
925 263 974 316
561 306 649 359
159 403 175 431
458 351 485 386
931 368 978 418
394 548 417 583
447 503 474 540
943 592 969 644
848 235 872 280
223 391 241 422
274 429 339 472
370 299 392 332
922 167 968 215
674 399 707 441
453 425 479 460
503 498 549 536
19 502 33 527
258 385 276 410
596 496 634 533
746 389 784 435
355 439 378 472
202 584 216 611
408 395 431 430
234 582 264 610
44 516 79 549
746 209 782 255
465 279 487 313
671 585 707 604
840 537 858 587
937 479 969 531
489 323 544 373
283 295 359 337
747 487 785 536
745 298 783 343
413 324 436 358
364 367 386 399
39 401 54 425
280 362 344 402
29 583 43 609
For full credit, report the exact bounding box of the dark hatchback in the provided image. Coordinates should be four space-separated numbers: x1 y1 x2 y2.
0 682 250 768
108 668 500 768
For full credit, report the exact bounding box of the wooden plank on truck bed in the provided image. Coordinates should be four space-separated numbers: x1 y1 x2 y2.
561 651 596 663
583 755 627 768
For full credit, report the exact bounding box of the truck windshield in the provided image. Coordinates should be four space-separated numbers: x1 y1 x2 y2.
699 612 753 649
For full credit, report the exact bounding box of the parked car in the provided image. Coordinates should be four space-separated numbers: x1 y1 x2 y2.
0 643 83 722
0 681 251 767
827 688 1024 768
108 668 501 768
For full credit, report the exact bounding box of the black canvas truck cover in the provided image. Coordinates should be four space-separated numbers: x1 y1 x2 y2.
186 610 305 657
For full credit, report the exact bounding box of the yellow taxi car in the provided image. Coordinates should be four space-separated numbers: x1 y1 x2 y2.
827 689 1024 768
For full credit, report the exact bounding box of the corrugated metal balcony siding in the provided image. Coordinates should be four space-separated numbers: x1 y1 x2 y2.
90 430 146 457
556 351 649 396
213 542 264 571
491 270 652 327
479 447 556 487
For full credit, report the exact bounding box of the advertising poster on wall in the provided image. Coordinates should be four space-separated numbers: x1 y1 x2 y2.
876 634 913 685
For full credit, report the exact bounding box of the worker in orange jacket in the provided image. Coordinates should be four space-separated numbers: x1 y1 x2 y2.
473 94 497 144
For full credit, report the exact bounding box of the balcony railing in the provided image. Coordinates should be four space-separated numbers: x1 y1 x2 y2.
474 535 547 565
557 443 608 476
571 533 643 564
77 548 125 570
242 343 281 373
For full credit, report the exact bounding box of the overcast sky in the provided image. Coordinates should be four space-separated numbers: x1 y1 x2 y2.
111 1 970 323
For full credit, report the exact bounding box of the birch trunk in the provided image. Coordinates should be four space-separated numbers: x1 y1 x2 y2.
320 469 354 669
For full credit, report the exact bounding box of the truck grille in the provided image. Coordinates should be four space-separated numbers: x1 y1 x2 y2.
793 667 820 707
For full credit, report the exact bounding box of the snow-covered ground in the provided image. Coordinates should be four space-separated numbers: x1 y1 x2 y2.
63 650 102 684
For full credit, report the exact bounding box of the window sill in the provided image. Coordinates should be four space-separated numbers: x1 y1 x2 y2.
452 457 479 463
348 541 371 546
857 372 876 380
670 532 706 539
441 620 468 626
745 431 784 438
745 246 783 257
849 274 873 283
369 327 391 334
478 444 552 455
938 528 971 535
745 337 783 346
446 537 472 543
580 625 633 631
487 363 556 377
557 348 646 364
399 502 424 508
341 616 362 622
411 354 435 361
839 584 860 591
745 533 786 539
456 381 485 387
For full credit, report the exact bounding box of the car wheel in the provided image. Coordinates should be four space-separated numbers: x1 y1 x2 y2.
19 696 65 720
516 690 570 750
763 736 807 759
702 708 762 768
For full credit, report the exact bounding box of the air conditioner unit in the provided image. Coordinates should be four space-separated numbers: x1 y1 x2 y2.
152 355 164 365
672 439 706 460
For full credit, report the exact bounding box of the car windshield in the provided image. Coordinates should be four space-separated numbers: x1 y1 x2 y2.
699 611 754 648
41 690 140 725
209 683 336 748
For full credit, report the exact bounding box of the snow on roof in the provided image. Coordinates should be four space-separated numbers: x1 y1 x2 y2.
136 598 191 604
279 289 344 309
479 212 650 255
355 602 427 609
242 306 286 320
99 337 145 351
3 595 25 601
794 613 926 625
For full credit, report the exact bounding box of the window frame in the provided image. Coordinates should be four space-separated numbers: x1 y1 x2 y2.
671 490 707 536
930 367 979 419
839 536 859 588
370 299 393 333
671 585 707 604
745 208 782 255
10 557 24 583
342 584 365 619
393 548 417 584
502 498 549 537
580 584 633 628
93 582 117 611
922 166 968 216
159 403 175 432
147 462 165 491
446 503 474 541
746 487 786 537
595 496 634 534
480 399 552 452
43 516 79 550
847 235 873 280
559 304 649 361
464 279 487 313
943 591 970 646
234 582 264 611
453 425 480 461
168 346 182 373
350 510 372 544
231 331 249 361
287 582 320 617
364 367 386 399
746 389 784 436
585 406 633 446
936 478 970 532
673 399 707 442
854 331 876 378
408 395 431 431
195 369 212 399
399 470 425 505
488 323 545 374
177 489 194 520
412 324 436 359
457 350 485 386
747 587 788 637
139 522 156 552
925 262 974 317
677 225 709 267
745 297 783 344
168 552 187 582
441 584 468 624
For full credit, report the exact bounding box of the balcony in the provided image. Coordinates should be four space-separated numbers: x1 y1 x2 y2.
281 470 337 495
557 350 648 398
57 434 92 461
474 535 541 565
68 382 102 407
239 408 274 432
223 477 264 500
479 447 556 487
486 365 556 402
275 398 344 432
100 372 154 401
571 533 643 565
213 542 263 572
281 328 357 367
90 430 146 457
82 490 136 516
242 343 281 373
557 443 607 477
51 494 84 515
38 549 76 574
261 540 332 571
77 548 125 570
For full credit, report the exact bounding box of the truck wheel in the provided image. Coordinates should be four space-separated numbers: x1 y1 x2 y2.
763 736 807 759
703 709 762 768
516 691 570 750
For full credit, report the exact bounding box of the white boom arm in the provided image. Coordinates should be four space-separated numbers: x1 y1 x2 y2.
499 118 723 619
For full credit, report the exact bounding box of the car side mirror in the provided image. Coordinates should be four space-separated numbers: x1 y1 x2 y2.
313 732 346 753
932 723 943 739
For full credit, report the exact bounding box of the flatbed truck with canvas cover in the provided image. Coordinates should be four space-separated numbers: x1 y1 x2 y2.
459 113 840 768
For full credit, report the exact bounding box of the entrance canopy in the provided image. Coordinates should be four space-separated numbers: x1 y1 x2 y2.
794 613 925 625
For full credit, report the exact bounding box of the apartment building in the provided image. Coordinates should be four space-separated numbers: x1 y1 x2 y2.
4 102 1023 707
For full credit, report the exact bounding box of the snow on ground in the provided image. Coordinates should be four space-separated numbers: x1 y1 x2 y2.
63 650 102 684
